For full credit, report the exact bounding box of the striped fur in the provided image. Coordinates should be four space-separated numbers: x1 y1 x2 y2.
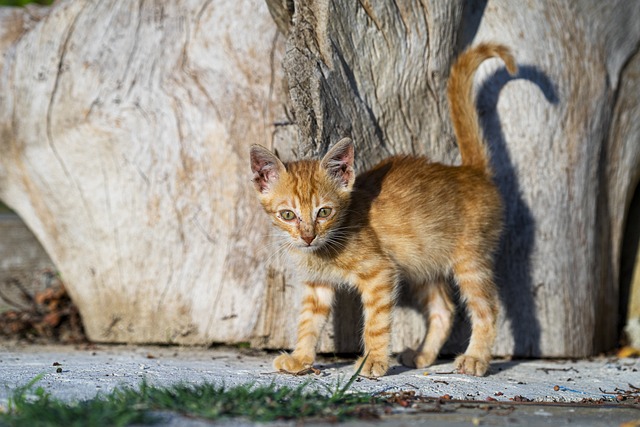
250 43 517 377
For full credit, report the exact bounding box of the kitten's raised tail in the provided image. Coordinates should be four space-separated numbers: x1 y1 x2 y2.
447 43 517 175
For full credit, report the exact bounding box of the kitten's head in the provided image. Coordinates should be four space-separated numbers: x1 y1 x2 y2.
250 138 355 252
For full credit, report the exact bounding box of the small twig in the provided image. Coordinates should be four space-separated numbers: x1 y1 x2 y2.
535 367 579 374
599 386 640 397
11 277 37 305
276 366 321 376
598 387 620 395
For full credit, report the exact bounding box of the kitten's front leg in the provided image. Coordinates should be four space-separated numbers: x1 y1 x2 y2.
273 282 334 373
355 271 397 378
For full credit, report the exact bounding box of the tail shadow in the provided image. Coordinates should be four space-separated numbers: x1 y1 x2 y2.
477 64 559 357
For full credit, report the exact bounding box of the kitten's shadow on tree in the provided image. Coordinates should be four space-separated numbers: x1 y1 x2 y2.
476 64 558 358
328 65 557 368
396 65 557 364
456 4 554 359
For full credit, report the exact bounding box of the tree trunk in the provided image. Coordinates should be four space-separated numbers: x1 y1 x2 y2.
1 0 639 358
0 0 290 344
257 0 640 357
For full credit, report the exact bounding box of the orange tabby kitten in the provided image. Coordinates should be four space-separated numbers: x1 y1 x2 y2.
250 43 517 377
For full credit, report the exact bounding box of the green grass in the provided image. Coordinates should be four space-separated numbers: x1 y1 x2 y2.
0 0 54 6
1 369 380 426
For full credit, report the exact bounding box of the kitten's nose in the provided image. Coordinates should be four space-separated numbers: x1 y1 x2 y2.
301 235 315 245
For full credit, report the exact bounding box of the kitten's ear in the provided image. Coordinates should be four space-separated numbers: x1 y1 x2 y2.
320 137 355 189
250 144 285 194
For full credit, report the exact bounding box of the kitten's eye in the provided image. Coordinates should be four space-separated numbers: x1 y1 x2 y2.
279 210 296 221
317 207 332 218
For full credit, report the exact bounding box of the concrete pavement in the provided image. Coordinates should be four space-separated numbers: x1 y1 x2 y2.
1 342 639 425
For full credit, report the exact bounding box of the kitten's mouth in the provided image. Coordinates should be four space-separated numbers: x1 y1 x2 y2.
295 240 323 252
297 243 319 252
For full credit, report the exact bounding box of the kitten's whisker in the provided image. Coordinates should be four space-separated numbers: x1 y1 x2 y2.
260 239 289 252
264 240 295 265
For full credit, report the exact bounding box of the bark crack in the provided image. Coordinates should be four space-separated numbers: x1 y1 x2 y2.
100 155 125 296
194 0 213 30
123 0 145 96
397 94 418 154
45 2 96 228
156 256 175 314
169 99 187 247
357 0 390 48
420 2 443 128
183 1 222 120
192 209 216 244
391 0 409 38
266 30 282 147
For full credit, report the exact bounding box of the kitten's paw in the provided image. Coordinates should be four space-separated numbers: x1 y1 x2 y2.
454 354 489 376
355 355 389 378
399 348 436 369
273 353 312 373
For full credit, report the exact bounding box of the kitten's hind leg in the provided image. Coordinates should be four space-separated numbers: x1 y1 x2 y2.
452 254 499 376
273 282 334 373
400 279 454 369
